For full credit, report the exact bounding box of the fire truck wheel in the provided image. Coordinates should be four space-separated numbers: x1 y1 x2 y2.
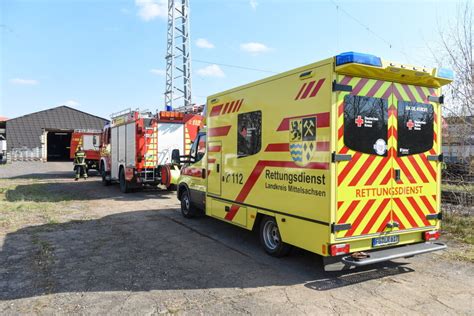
259 216 292 257
119 168 130 193
101 163 111 186
180 190 196 218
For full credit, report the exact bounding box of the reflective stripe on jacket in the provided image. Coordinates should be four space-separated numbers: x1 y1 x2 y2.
74 151 86 165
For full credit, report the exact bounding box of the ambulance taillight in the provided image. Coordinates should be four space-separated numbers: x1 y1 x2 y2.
424 231 440 241
330 243 350 256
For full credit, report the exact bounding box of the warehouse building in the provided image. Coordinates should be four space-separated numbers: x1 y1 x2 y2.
6 106 108 161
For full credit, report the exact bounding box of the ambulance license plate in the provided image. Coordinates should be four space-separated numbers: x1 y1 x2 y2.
372 235 399 247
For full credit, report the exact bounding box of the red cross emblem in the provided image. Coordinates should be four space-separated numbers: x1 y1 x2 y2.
407 119 415 130
355 115 364 127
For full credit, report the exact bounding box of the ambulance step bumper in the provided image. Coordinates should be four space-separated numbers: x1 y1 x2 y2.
342 242 446 266
324 242 446 271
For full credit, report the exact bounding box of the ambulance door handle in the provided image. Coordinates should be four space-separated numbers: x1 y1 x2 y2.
216 164 220 172
394 169 401 181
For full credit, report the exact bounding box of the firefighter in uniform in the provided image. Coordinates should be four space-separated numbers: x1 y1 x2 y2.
74 146 88 181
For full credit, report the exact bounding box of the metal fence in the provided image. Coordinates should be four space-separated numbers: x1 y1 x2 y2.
7 147 43 162
441 162 473 218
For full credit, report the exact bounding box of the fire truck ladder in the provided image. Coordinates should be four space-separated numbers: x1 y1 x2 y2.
143 126 157 182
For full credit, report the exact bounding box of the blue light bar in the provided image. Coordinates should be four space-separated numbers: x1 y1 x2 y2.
336 52 382 67
437 68 454 80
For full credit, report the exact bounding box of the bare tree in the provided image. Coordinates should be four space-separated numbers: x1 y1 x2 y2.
435 1 473 118
430 1 473 174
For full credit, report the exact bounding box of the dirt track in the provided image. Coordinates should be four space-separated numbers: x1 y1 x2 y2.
0 162 473 314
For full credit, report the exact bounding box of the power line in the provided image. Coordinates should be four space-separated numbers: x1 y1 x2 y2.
192 59 278 74
330 0 393 49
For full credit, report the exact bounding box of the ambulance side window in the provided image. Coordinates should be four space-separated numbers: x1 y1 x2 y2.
196 134 206 162
237 111 262 157
190 133 206 162
397 101 434 156
344 95 388 156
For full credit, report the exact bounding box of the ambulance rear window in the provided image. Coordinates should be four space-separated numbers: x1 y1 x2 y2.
397 101 434 156
344 95 388 156
237 111 262 157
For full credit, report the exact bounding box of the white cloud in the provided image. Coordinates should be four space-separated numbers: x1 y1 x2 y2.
150 68 166 76
250 0 258 10
196 38 215 49
240 42 271 54
62 100 80 107
9 78 39 85
196 64 225 78
135 0 167 21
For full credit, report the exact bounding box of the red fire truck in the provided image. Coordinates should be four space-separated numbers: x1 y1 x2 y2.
70 129 102 171
100 108 202 192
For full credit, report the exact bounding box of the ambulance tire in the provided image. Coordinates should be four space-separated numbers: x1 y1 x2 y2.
119 168 131 193
259 216 292 257
180 190 196 218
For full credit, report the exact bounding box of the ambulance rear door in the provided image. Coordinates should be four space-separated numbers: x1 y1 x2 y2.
334 75 395 240
391 83 440 232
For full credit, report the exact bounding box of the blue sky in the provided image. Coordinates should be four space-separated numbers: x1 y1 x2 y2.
0 0 460 119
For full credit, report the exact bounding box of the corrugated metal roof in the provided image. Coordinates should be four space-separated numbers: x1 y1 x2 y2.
6 106 109 149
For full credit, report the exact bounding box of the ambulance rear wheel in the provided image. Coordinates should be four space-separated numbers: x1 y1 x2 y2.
119 168 130 193
180 190 196 218
260 216 292 257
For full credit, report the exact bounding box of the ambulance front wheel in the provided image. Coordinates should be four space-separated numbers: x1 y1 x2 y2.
260 216 292 257
180 190 196 218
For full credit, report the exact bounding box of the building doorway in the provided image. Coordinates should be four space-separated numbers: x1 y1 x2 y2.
47 131 72 161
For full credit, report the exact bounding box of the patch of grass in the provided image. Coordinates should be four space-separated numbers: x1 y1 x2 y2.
5 183 79 202
31 233 56 294
0 180 78 231
442 183 474 193
442 212 473 245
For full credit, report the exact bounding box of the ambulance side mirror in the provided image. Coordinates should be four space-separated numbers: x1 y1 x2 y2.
171 149 181 164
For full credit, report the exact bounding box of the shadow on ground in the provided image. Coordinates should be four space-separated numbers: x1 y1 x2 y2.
9 170 78 180
0 210 413 300
4 180 174 202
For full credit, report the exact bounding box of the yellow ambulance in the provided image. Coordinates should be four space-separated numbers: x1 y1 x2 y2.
174 52 453 270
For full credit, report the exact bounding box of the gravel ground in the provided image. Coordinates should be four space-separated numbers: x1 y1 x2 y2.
0 162 473 315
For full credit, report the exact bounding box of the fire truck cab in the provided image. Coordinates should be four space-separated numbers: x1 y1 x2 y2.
175 52 453 270
70 129 102 171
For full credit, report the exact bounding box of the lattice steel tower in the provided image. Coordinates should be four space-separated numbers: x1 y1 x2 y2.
165 0 192 111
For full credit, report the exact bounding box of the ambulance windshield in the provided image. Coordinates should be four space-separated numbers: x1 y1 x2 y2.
343 95 388 156
397 101 434 156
